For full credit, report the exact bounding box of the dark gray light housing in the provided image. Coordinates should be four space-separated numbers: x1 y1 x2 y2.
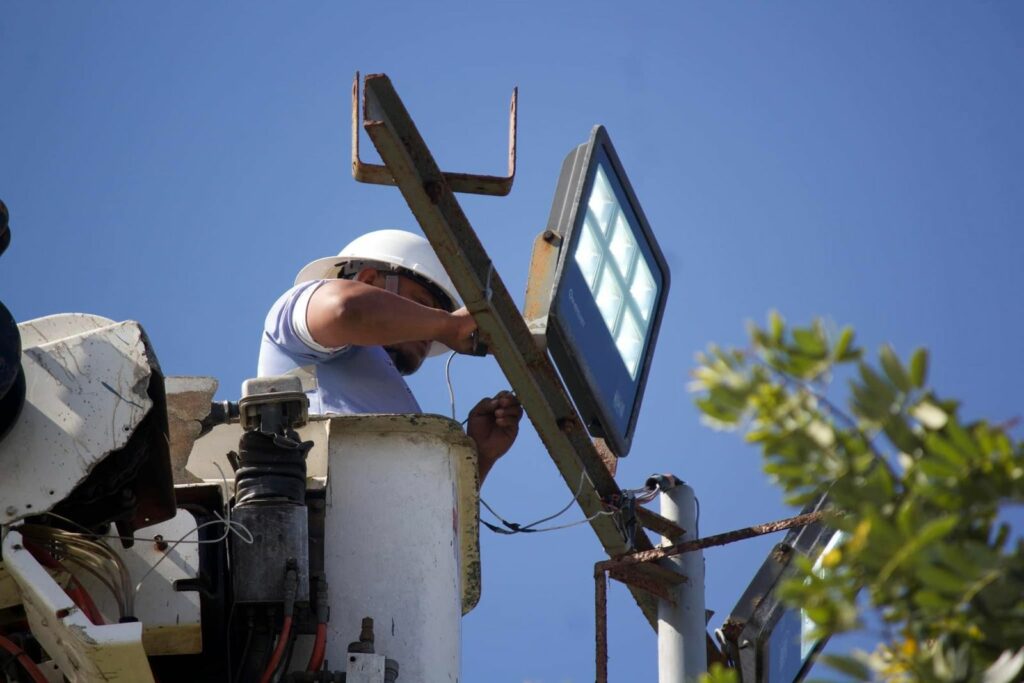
540 126 669 457
719 494 839 682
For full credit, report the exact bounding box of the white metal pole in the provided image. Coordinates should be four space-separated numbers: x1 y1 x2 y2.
658 480 707 683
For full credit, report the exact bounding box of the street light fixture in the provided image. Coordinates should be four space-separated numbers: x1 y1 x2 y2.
717 494 841 682
525 126 669 457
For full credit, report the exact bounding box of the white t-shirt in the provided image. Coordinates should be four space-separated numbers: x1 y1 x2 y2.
257 280 420 415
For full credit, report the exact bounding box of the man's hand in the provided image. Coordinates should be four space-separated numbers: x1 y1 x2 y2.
467 390 523 483
436 307 479 354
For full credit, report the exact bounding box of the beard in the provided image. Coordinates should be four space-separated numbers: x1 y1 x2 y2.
384 344 424 376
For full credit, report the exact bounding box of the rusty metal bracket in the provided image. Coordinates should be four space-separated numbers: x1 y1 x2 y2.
608 565 679 604
636 507 686 542
594 510 817 682
352 72 517 196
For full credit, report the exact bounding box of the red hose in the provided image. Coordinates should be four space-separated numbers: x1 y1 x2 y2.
258 616 293 683
24 540 104 624
67 579 104 625
0 634 50 683
306 622 327 672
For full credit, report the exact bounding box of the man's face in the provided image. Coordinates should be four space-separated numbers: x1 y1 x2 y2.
371 271 442 375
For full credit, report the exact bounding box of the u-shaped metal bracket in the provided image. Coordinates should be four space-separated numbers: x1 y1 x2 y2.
351 72 517 196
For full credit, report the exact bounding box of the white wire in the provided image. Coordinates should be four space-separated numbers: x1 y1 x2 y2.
135 461 251 597
440 342 606 532
522 509 616 533
134 514 253 597
40 509 241 546
445 350 458 420
480 470 594 532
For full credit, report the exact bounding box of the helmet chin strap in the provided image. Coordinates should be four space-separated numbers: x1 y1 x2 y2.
384 273 400 294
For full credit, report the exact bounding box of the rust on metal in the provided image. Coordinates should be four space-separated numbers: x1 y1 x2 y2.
352 72 517 196
595 568 608 683
599 510 826 572
607 565 676 604
357 72 661 628
592 437 618 478
771 543 794 564
522 231 560 326
635 506 685 541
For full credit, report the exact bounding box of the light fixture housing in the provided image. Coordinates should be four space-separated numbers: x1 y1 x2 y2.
718 494 840 682
527 126 669 457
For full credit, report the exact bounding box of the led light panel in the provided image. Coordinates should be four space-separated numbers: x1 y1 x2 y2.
534 125 670 457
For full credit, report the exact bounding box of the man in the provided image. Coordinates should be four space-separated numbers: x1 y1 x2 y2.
258 229 522 481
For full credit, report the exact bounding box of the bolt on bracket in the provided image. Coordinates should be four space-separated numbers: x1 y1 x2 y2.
351 71 517 196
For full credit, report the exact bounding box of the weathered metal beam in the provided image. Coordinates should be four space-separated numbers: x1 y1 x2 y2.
595 569 608 683
636 507 686 542
352 73 517 196
358 73 660 627
608 566 677 604
597 510 826 572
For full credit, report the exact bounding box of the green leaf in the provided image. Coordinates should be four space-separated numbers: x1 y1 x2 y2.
924 433 967 469
769 310 784 344
849 380 888 422
793 326 827 358
946 418 981 461
695 397 741 426
910 347 928 388
878 514 959 582
859 363 896 404
882 413 922 456
820 654 872 681
913 589 953 610
917 563 968 595
833 326 854 361
880 345 912 392
699 663 740 683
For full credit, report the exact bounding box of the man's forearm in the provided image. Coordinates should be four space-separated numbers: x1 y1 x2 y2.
308 280 454 348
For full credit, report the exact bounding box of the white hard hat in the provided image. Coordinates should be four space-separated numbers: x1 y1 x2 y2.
295 230 461 356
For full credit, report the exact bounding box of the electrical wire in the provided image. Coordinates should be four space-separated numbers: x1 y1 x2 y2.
0 635 48 683
694 496 701 538
232 615 255 683
41 462 241 547
478 470 608 534
134 514 253 597
23 510 252 618
445 350 458 420
445 350 626 535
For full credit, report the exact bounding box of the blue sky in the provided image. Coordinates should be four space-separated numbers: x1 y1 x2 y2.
2 3 1022 681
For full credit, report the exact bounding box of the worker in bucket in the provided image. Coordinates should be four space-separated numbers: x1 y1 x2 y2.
257 229 522 482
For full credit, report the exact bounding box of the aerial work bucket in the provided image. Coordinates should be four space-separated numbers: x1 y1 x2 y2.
322 414 481 681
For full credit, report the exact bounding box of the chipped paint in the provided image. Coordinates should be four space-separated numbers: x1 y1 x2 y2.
0 319 155 523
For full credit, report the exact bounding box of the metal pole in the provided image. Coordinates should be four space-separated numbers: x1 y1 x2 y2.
658 481 706 683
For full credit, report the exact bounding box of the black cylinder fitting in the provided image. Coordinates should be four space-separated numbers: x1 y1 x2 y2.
233 430 311 505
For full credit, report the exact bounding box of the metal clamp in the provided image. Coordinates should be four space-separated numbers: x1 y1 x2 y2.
352 72 517 196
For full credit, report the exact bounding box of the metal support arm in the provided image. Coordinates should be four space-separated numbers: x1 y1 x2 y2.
357 73 661 627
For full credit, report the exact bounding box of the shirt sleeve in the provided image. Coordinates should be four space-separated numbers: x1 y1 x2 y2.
264 281 350 361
